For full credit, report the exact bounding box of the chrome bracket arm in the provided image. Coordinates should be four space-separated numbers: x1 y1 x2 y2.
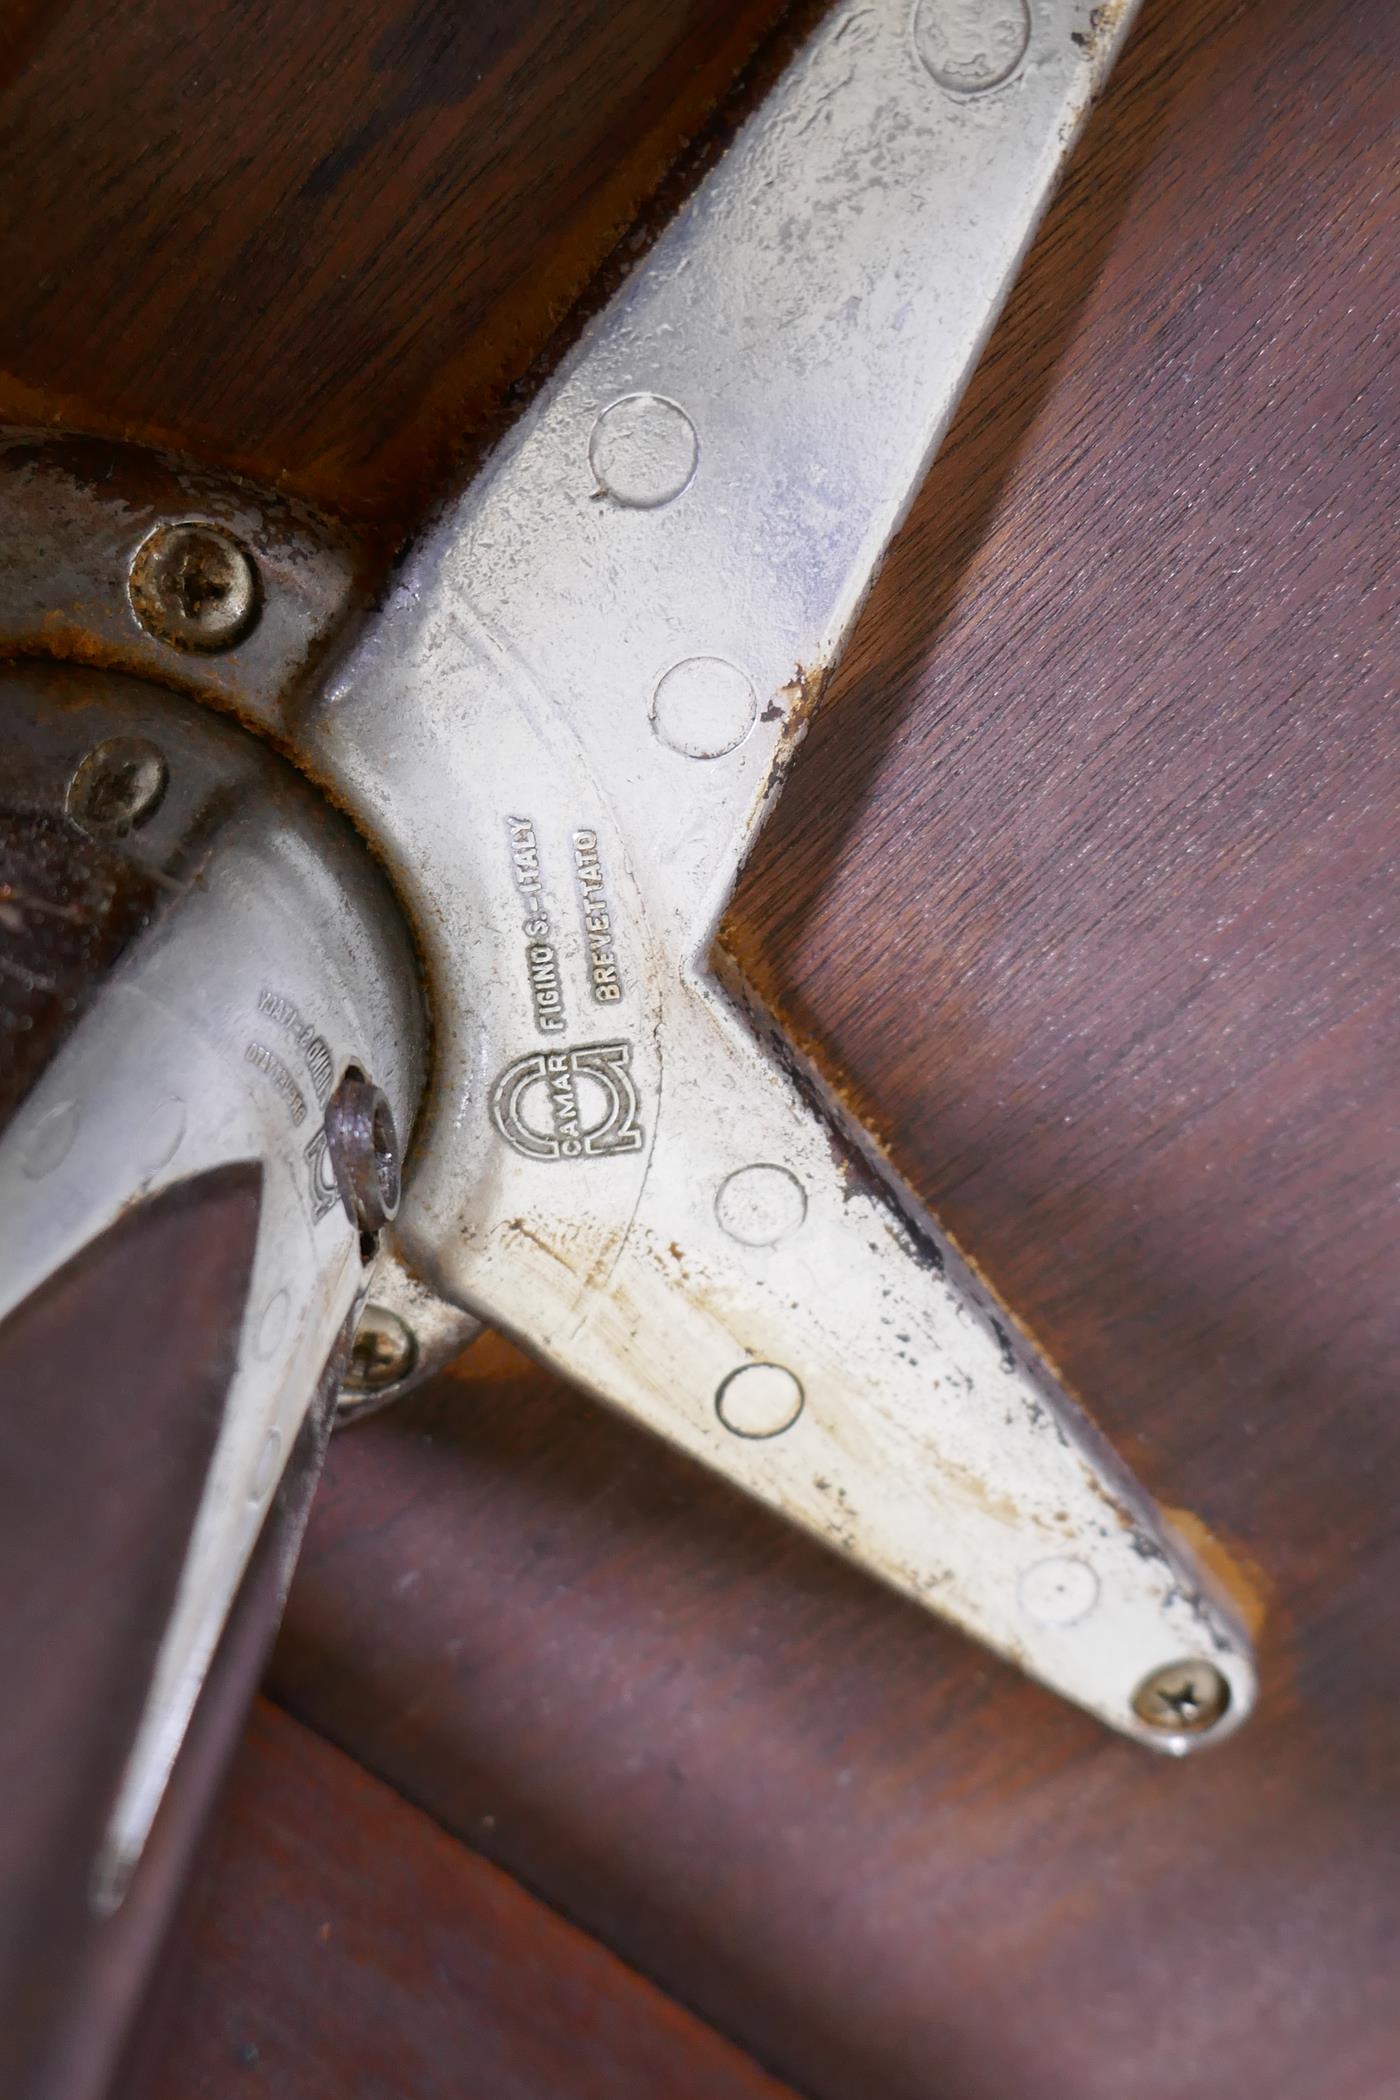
287 0 1257 1747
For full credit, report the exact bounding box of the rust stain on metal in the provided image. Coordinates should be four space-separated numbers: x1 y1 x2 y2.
502 1217 579 1278
0 431 364 732
765 661 826 776
1160 1505 1272 1642
924 1455 1025 1533
1070 0 1132 59
736 660 831 849
1087 0 1133 48
1065 0 1136 128
0 433 454 1161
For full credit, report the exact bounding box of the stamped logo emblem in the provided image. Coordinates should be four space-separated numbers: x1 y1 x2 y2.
490 1041 644 1162
303 1123 344 1223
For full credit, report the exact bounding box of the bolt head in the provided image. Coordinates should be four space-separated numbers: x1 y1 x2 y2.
342 1305 417 1399
66 735 168 838
129 521 260 653
1131 1659 1231 1737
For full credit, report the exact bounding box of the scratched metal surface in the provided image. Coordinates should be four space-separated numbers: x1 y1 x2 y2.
274 0 1257 1744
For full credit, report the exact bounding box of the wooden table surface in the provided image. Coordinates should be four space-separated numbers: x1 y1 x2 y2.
5 1 1397 2095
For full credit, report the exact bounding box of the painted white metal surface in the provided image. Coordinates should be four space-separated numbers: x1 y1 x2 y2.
299 0 1257 1745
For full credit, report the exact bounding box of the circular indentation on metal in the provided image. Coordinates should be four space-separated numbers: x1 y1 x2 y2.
324 1067 401 1235
66 736 168 838
128 520 260 653
1131 1658 1232 1738
1017 1555 1100 1627
20 1098 80 1180
651 656 757 760
715 1164 808 1247
256 1288 290 1361
251 1426 283 1501
342 1304 418 1399
913 0 1031 93
716 1362 805 1439
140 1096 187 1177
589 393 698 508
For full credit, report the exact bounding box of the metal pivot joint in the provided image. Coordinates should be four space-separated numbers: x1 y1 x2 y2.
325 1069 403 1240
0 663 426 1907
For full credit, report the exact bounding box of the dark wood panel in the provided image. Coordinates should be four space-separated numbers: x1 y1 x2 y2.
266 0 1400 2095
0 0 790 533
276 1320 1400 2100
154 1700 799 2100
0 1168 262 2100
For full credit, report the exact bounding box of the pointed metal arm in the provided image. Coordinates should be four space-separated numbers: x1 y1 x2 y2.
293 0 1256 1745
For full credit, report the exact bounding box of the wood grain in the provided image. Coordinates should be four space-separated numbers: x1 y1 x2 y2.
261 0 1400 2095
0 0 790 535
149 1699 800 2100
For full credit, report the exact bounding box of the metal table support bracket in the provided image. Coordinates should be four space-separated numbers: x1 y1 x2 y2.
281 0 1258 1746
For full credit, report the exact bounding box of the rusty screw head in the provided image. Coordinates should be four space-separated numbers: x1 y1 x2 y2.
342 1305 418 1399
324 1068 401 1237
1131 1659 1231 1737
128 521 260 653
66 735 168 838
